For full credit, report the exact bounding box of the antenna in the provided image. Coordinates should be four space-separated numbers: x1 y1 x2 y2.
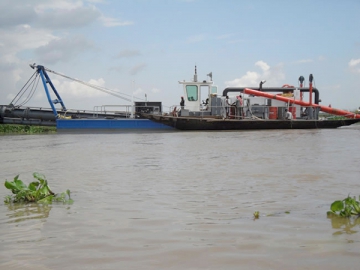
193 65 198 82
207 72 212 81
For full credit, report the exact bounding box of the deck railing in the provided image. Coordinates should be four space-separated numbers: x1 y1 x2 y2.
166 104 322 120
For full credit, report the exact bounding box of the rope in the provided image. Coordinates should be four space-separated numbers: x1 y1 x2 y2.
16 75 41 107
44 67 145 103
10 70 38 106
251 115 264 121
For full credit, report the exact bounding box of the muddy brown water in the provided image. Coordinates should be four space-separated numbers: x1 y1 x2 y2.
1 125 360 270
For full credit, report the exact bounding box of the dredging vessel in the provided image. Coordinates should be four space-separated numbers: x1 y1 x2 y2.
1 65 359 131
142 67 360 130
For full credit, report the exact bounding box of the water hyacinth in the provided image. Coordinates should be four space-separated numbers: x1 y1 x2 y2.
4 173 73 204
327 196 360 218
0 124 56 134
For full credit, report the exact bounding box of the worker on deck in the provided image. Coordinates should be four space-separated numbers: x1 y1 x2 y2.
285 108 293 120
180 96 185 109
225 96 230 118
236 95 243 119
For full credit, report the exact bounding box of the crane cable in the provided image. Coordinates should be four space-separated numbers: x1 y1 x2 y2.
10 70 39 106
43 67 145 103
17 75 41 107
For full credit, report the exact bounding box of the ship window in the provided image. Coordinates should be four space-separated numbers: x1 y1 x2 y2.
211 86 217 94
200 85 209 102
186 85 198 101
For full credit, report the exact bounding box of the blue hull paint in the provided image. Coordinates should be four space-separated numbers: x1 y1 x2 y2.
56 119 173 130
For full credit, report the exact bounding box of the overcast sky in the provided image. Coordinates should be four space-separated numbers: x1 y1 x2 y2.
1 0 359 111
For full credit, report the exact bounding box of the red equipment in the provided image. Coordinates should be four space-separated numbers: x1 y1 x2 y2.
243 88 360 119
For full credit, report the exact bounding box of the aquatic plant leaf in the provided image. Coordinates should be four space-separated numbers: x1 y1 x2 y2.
28 181 39 191
38 195 54 204
14 178 27 189
66 199 74 204
38 185 54 197
52 192 66 202
66 189 71 199
353 201 360 214
4 180 18 191
344 196 360 214
33 172 47 185
344 196 354 205
331 200 344 212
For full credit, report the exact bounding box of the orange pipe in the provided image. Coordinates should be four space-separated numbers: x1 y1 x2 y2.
318 106 360 118
243 88 360 119
309 74 313 105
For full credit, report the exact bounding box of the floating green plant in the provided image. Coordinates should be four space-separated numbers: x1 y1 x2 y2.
0 124 56 134
327 196 360 218
4 173 73 204
253 211 260 219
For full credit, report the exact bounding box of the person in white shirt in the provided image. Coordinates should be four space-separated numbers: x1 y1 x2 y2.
285 108 293 120
236 95 244 119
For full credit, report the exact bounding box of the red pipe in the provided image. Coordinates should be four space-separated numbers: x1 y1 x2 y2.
318 106 360 118
309 74 313 105
243 88 360 119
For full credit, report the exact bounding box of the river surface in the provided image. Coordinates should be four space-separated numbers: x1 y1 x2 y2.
0 125 360 270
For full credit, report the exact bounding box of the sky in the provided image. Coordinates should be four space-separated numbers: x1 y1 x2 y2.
1 0 360 112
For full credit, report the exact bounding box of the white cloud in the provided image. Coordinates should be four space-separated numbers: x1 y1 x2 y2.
34 36 94 64
99 16 133 27
225 71 261 87
0 24 56 58
349 58 360 67
28 1 105 30
0 0 135 108
35 0 84 12
52 77 109 99
225 61 285 87
349 58 360 73
35 1 132 28
0 1 37 28
255 60 270 71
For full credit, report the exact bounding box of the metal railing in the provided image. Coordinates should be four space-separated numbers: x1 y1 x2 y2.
165 104 324 120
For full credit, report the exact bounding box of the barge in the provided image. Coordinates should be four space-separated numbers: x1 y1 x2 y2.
142 67 360 130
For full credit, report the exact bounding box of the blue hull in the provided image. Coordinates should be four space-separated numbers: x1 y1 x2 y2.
56 119 173 131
